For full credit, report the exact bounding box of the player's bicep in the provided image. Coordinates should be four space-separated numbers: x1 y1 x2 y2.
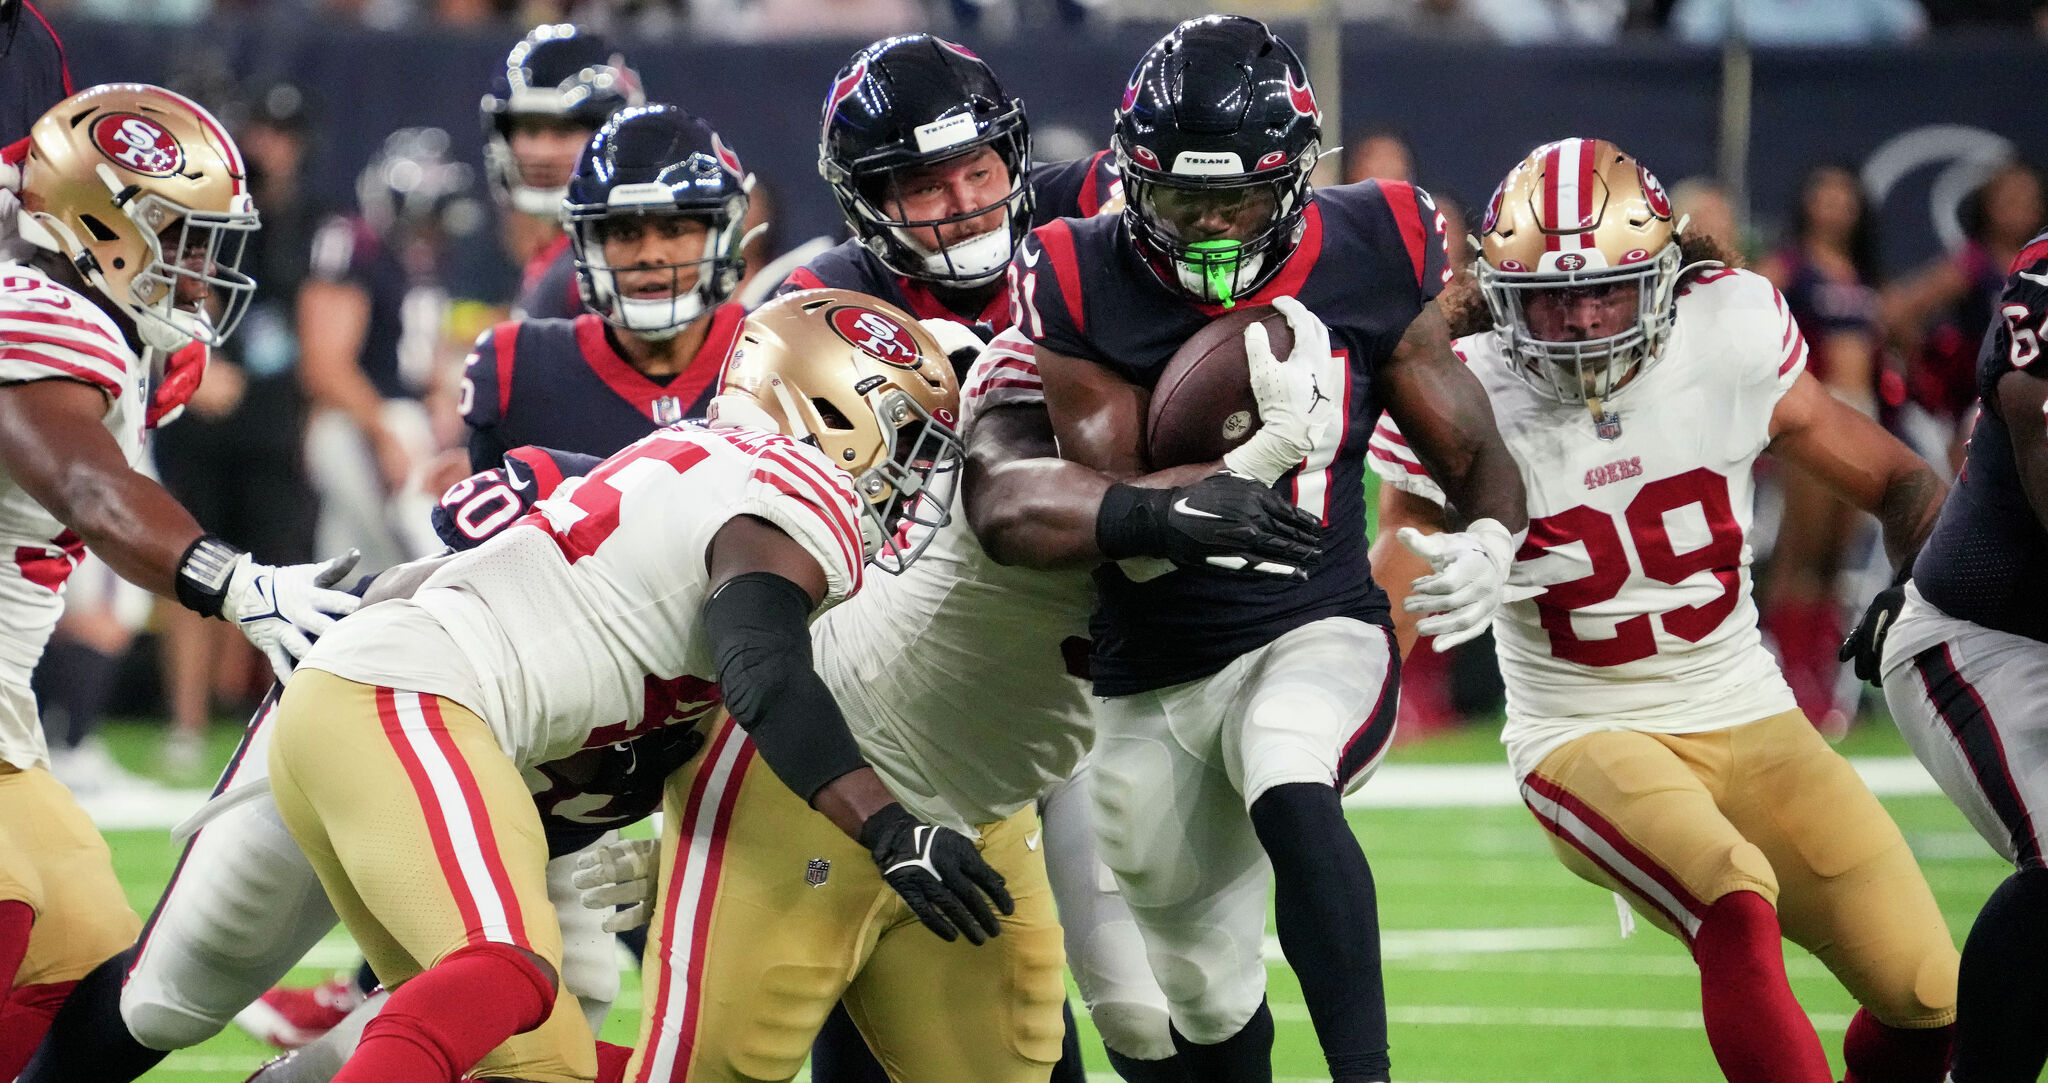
0 378 126 520
1378 304 1509 513
704 514 829 610
1997 368 2048 533
1035 343 1150 479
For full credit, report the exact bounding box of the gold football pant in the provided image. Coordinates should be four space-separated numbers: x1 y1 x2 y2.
0 762 139 988
1521 708 1957 1028
625 716 1066 1083
268 668 597 1082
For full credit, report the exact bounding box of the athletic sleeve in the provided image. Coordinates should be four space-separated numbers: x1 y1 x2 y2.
0 285 131 402
1370 180 1454 308
733 435 867 606
775 265 828 296
959 327 1044 431
1011 222 1096 362
1366 414 1447 506
1994 240 2048 379
460 321 519 470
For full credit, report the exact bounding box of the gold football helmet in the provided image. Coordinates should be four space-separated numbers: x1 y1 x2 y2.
1473 138 1683 414
15 83 259 352
709 288 963 573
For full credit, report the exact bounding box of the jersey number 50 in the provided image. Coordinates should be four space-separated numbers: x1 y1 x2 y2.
1519 467 1743 667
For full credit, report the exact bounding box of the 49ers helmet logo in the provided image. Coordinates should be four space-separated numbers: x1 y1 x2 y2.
92 113 184 177
1638 163 1673 219
828 305 923 369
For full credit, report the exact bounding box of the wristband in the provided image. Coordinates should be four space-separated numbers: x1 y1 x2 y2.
1094 483 1171 561
175 534 245 618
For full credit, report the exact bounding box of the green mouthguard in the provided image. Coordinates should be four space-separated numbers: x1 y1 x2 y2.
1184 239 1243 308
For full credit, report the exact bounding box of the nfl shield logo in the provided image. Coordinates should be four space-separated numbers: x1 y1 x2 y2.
805 858 831 888
653 396 684 425
1595 410 1624 441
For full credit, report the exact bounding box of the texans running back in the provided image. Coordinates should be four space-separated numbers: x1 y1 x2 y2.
1371 138 1958 1083
1024 17 1528 1083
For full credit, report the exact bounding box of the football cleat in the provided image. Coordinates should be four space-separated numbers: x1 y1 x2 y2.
231 973 366 1050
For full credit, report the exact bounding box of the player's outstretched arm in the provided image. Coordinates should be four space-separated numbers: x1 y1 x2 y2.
1767 370 1947 565
965 401 1320 575
1367 484 1450 659
0 380 362 681
702 515 1013 944
1377 303 1527 533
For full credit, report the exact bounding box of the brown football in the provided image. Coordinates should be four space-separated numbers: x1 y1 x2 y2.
1145 304 1292 468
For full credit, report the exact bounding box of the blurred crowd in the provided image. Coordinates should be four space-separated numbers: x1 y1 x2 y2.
30 0 2048 42
14 7 2046 797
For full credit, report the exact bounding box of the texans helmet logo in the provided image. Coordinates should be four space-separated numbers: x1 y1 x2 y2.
712 132 743 178
936 38 982 61
822 57 870 134
92 113 184 177
1284 69 1320 121
828 306 922 369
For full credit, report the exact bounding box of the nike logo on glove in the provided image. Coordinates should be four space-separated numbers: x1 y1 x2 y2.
1172 498 1223 520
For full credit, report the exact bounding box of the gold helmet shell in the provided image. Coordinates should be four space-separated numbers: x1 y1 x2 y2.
1473 137 1683 411
710 288 964 573
16 83 259 353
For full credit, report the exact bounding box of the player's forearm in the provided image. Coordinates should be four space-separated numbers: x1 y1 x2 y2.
44 465 202 598
1874 459 1947 566
1432 440 1528 534
969 456 1214 568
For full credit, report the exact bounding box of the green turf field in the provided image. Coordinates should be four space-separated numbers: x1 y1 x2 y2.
87 717 2005 1082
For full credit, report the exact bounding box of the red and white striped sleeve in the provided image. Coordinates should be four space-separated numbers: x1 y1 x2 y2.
735 433 867 604
0 289 131 400
1767 279 1809 391
960 326 1043 428
1366 414 1447 507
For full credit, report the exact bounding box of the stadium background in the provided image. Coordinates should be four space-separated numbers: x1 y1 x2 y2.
15 0 2045 1079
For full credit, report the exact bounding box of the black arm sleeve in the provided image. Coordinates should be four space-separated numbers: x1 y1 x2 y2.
702 571 868 804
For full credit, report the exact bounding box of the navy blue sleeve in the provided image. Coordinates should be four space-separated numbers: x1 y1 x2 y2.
1369 180 1453 309
1010 222 1098 363
0 3 68 147
460 322 517 470
515 247 583 321
1992 240 2048 381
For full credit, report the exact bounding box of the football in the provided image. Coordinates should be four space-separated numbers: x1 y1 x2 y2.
1145 304 1292 468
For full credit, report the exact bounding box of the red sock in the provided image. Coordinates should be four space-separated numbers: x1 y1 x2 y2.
1842 1008 1953 1083
595 1039 634 1083
1693 891 1833 1083
0 980 76 1080
333 945 553 1083
0 900 31 991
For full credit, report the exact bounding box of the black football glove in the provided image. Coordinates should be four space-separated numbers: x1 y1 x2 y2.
1839 571 1911 686
859 803 1013 945
1096 472 1323 579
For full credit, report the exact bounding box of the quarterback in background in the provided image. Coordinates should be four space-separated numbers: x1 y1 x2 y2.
1876 225 2048 1082
0 83 359 1075
1370 138 1958 1083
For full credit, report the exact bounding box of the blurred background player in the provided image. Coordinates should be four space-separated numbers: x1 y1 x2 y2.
1025 17 1527 1081
0 81 359 1076
785 33 1120 333
1876 226 2048 1083
298 125 480 573
462 103 751 473
1371 138 1958 1083
481 22 643 320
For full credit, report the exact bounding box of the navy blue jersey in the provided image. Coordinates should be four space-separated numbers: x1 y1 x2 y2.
515 233 583 321
460 305 745 471
1912 230 2048 644
777 150 1122 332
307 214 435 400
0 2 69 147
1018 179 1453 695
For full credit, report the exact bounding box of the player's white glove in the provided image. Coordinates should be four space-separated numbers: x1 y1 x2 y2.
205 546 363 682
1224 294 1345 486
573 836 660 934
1397 518 1532 651
917 317 989 372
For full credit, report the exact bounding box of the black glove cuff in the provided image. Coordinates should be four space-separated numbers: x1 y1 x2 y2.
1094 483 1172 560
175 534 245 619
857 801 916 854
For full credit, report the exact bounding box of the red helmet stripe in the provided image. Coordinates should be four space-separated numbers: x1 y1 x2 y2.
1576 138 1598 248
822 57 869 134
1542 142 1565 253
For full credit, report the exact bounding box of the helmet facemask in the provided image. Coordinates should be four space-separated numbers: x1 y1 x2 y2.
830 118 1033 289
1476 242 1683 411
127 192 259 352
569 198 745 341
1121 144 1314 308
487 114 594 218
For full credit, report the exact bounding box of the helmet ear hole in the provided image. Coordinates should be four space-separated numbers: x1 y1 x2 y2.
811 398 855 430
79 214 121 242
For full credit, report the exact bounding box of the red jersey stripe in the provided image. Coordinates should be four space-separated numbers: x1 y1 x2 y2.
1378 180 1430 292
489 319 519 418
0 348 122 395
1036 220 1087 335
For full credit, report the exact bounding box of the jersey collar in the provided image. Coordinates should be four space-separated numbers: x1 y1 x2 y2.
573 305 745 423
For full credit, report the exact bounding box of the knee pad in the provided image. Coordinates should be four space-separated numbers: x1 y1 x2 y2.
122 994 229 1052
1088 999 1176 1062
1862 937 1961 1029
1703 840 1780 908
1139 924 1265 1047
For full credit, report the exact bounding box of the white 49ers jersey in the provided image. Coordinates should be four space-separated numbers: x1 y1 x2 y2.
304 423 865 768
0 261 149 770
814 330 1093 835
1370 268 1805 778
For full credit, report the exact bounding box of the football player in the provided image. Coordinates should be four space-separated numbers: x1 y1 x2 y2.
781 33 1121 334
0 83 359 1075
1370 138 1959 1083
1873 225 2048 1081
1021 17 1529 1083
462 103 753 473
785 34 1179 1083
481 23 643 320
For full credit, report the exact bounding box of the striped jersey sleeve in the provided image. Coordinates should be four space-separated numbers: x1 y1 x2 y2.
729 430 867 605
1365 413 1447 506
960 326 1043 428
0 281 131 399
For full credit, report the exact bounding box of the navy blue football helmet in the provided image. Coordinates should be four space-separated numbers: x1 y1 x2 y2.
1114 15 1321 306
819 34 1033 288
481 24 643 216
564 105 749 339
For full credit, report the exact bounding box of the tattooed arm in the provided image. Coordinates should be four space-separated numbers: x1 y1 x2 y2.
1768 370 1948 565
1376 302 1528 534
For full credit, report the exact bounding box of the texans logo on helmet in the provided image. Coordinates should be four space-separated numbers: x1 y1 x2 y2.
829 305 922 369
1638 163 1673 219
1120 71 1143 115
1284 69 1320 121
712 133 744 177
93 113 184 177
936 38 982 61
822 58 870 134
